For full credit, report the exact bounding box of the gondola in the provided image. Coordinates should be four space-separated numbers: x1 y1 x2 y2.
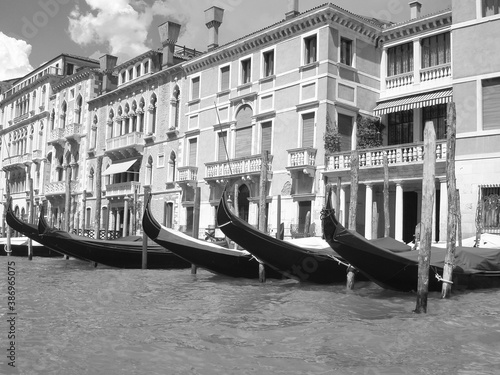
216 192 352 284
0 236 62 257
142 197 282 279
6 198 189 269
321 191 500 292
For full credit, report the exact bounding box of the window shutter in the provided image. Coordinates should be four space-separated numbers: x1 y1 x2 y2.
235 105 253 158
261 122 272 153
189 138 197 165
220 66 230 91
302 113 315 147
218 132 228 161
483 78 500 130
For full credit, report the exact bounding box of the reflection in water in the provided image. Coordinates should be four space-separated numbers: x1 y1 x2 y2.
2 257 500 375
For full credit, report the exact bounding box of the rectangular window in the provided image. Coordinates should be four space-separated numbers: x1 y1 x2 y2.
121 71 126 84
302 112 315 147
241 58 251 84
220 65 230 91
128 68 133 80
191 76 200 100
66 63 74 76
388 110 414 145
136 65 141 78
483 0 500 16
157 154 165 168
188 138 197 166
483 77 500 130
387 42 413 76
480 186 500 233
421 32 451 69
340 38 353 66
263 50 274 77
217 131 228 161
337 114 353 151
261 121 272 153
304 35 317 64
144 61 149 73
422 104 447 140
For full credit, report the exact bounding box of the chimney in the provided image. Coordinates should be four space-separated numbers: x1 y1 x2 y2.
286 0 300 20
409 1 422 20
205 6 224 51
158 20 181 68
99 54 118 93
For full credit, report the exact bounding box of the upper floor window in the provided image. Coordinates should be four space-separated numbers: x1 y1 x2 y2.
128 68 134 81
220 65 230 91
263 50 275 77
388 110 413 145
191 76 200 100
241 58 251 84
421 32 450 69
136 65 141 78
422 104 447 140
387 42 413 77
304 35 317 64
144 61 149 74
340 37 353 66
483 77 500 130
66 63 74 76
120 71 126 84
483 0 500 16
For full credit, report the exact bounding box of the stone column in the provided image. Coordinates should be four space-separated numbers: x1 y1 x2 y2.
395 181 403 242
123 198 129 237
364 183 373 240
340 185 347 226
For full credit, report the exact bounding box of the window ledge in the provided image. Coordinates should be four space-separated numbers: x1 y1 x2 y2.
338 63 357 72
259 75 276 84
237 82 252 90
188 98 201 105
217 89 231 97
299 61 319 72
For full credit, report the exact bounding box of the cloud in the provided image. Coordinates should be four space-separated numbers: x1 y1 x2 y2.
68 0 189 63
0 33 33 80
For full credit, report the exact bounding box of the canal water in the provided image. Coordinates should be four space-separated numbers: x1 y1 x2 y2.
1 256 499 375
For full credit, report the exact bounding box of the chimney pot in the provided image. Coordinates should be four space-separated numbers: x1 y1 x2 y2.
286 0 300 20
409 1 422 20
99 54 118 93
205 6 224 51
158 20 182 67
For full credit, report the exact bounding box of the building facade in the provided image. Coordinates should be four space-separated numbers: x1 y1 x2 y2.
1 0 499 243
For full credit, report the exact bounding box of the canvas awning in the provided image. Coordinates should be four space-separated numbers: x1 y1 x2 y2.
102 159 137 176
373 89 453 116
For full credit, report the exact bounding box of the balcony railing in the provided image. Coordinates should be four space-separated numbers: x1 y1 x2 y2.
326 140 447 171
45 181 78 196
32 149 44 163
48 128 65 144
13 113 29 124
177 166 198 184
205 154 273 180
385 71 414 89
420 63 451 83
3 153 32 168
287 147 317 176
105 132 144 152
105 181 141 198
65 123 83 140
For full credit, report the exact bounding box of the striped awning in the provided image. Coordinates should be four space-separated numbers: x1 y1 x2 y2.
373 89 453 116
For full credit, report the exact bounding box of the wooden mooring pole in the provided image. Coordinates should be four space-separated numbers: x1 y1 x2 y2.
191 186 201 274
258 151 269 283
28 176 34 260
415 121 436 313
347 149 359 290
442 102 457 299
5 171 11 256
383 152 390 237
142 187 151 270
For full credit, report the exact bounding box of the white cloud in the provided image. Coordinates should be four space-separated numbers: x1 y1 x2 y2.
68 0 189 63
0 33 33 80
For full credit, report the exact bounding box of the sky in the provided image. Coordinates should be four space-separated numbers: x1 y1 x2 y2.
0 0 451 81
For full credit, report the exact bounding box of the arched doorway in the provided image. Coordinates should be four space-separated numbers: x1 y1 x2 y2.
238 185 250 222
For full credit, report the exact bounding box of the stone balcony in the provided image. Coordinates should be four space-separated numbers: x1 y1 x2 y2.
105 132 144 159
3 153 32 170
105 181 141 198
176 166 198 187
286 147 317 177
324 140 447 182
205 154 273 185
64 123 83 143
45 181 79 196
48 128 66 146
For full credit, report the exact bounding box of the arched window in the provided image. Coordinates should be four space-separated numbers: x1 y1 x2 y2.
138 97 145 132
168 151 176 183
60 101 67 128
91 115 98 149
238 184 250 222
117 105 123 137
89 167 95 192
131 100 137 132
235 105 253 158
124 102 130 133
146 155 153 186
164 202 173 228
50 109 56 130
76 95 83 124
57 155 64 181
41 86 46 110
172 85 180 129
108 109 114 138
149 94 157 134
86 207 92 229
